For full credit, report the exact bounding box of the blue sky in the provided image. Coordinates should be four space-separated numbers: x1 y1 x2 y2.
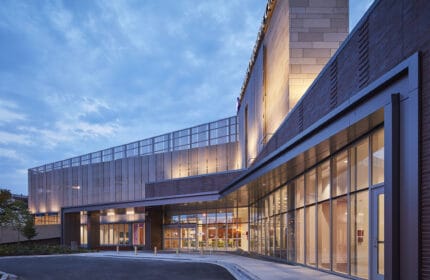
0 0 373 195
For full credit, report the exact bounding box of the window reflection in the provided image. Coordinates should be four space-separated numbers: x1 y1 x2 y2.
351 191 369 279
306 205 316 267
372 130 384 185
317 161 330 201
333 196 348 273
333 151 348 197
318 201 330 270
305 170 316 205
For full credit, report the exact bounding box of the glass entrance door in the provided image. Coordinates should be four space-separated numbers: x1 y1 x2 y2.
181 226 197 250
371 186 384 280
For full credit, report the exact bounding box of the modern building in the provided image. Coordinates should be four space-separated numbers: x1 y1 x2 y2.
28 0 430 279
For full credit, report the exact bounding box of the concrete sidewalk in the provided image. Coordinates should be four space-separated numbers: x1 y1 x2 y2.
79 251 347 280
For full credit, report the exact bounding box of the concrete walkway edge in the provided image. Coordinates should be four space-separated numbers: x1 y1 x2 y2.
76 252 347 280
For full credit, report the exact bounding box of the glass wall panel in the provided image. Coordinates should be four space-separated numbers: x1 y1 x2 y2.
318 161 330 201
133 223 145 245
246 128 382 278
268 217 275 256
80 225 87 245
275 215 281 258
350 191 369 279
270 194 275 216
274 191 281 215
109 224 114 244
207 212 216 224
113 224 119 244
208 225 217 248
281 213 287 259
296 176 304 208
305 170 316 205
351 139 369 191
287 212 296 262
103 224 108 245
372 130 384 185
258 219 264 254
318 201 330 270
333 151 348 197
296 208 304 264
100 225 105 245
217 224 226 249
263 219 268 255
333 196 348 273
305 205 316 266
280 186 287 213
119 224 125 244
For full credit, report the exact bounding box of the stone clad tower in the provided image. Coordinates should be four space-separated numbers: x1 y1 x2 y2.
238 0 349 167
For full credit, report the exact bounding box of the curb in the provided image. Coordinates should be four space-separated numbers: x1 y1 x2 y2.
0 271 17 280
208 260 261 280
92 253 261 280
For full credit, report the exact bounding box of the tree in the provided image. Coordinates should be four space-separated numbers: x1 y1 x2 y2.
0 189 37 241
22 217 37 240
0 189 12 225
0 189 13 226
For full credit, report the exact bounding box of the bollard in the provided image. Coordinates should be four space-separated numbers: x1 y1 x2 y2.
200 246 203 256
154 246 157 256
116 245 119 254
134 245 137 255
176 248 179 256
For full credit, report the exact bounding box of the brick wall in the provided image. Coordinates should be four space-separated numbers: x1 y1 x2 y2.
145 170 243 198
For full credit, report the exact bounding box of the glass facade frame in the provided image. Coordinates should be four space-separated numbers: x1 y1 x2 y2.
163 206 249 252
249 128 384 279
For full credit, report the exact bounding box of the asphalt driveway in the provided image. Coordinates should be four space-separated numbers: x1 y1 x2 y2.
0 255 235 280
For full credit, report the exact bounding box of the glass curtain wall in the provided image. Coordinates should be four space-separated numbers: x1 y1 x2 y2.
249 128 384 279
100 223 131 246
163 206 248 251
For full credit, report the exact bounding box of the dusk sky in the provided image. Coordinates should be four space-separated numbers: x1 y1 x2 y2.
0 0 373 195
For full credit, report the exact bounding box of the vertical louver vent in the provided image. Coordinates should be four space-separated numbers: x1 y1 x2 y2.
298 103 304 131
329 60 338 109
357 20 370 88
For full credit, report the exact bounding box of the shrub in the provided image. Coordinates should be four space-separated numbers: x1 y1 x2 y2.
0 243 91 256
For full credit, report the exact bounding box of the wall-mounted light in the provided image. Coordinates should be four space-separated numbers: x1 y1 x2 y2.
72 185 80 190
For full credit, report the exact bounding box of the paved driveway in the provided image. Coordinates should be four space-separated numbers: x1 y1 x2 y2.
0 255 235 280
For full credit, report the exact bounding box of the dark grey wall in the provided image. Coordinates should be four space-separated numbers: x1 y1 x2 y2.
62 212 80 247
87 211 100 249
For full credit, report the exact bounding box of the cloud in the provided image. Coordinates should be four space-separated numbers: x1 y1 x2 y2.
0 131 32 145
0 0 265 195
0 106 26 123
0 147 21 161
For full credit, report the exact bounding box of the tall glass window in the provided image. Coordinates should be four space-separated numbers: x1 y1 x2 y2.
296 208 304 263
318 201 330 270
372 130 384 185
305 169 316 205
318 160 330 201
333 196 348 273
305 205 316 267
350 191 369 279
248 128 383 280
296 176 305 208
333 151 348 197
287 211 296 261
351 139 369 191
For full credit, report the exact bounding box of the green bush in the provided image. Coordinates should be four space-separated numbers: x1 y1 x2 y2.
0 243 91 256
